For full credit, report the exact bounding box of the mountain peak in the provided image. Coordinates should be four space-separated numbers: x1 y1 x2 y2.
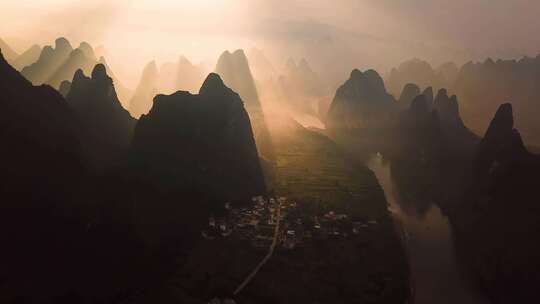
350 68 363 80
423 87 434 104
435 88 448 99
78 42 96 59
233 49 246 58
73 69 87 83
199 73 227 95
410 94 429 114
55 37 72 52
91 63 108 80
364 69 386 93
484 103 514 139
398 83 421 107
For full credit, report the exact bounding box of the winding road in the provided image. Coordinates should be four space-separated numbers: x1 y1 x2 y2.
233 202 282 296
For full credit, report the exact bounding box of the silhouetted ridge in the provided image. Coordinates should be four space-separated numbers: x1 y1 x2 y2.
131 73 265 243
433 89 457 124
326 68 396 130
452 102 540 303
47 43 97 89
398 83 420 108
97 56 133 106
422 86 434 108
409 94 429 115
215 49 275 166
199 72 227 95
386 58 449 96
66 64 135 171
59 80 71 97
1 51 155 302
0 50 91 299
21 37 74 85
91 62 107 79
364 69 386 93
78 41 96 60
452 54 540 145
482 103 514 143
215 49 261 110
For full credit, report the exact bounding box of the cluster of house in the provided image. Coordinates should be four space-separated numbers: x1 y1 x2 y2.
281 210 379 249
201 196 283 248
201 195 379 250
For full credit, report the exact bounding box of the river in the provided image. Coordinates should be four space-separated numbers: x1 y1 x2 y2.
367 153 488 304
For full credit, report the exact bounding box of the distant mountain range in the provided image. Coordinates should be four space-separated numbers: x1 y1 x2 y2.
129 56 206 118
386 56 540 146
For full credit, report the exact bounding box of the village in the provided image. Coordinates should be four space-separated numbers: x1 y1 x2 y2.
201 196 379 250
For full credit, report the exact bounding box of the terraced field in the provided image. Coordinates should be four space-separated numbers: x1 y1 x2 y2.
270 116 388 220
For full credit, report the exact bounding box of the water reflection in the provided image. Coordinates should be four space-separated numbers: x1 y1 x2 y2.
367 153 488 304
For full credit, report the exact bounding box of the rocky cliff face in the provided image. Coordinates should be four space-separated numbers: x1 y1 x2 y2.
131 73 266 244
97 56 133 107
397 94 445 158
451 103 540 303
215 50 261 111
433 89 479 153
215 49 275 165
129 61 159 118
66 64 136 171
326 69 397 130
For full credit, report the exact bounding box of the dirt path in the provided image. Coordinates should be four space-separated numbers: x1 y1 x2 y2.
233 202 282 295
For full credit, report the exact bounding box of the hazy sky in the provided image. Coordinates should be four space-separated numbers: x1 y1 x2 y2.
2 0 540 86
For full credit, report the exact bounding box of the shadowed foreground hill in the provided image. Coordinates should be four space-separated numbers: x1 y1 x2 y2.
131 73 266 244
0 50 153 303
0 48 83 298
66 64 136 171
0 49 84 209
